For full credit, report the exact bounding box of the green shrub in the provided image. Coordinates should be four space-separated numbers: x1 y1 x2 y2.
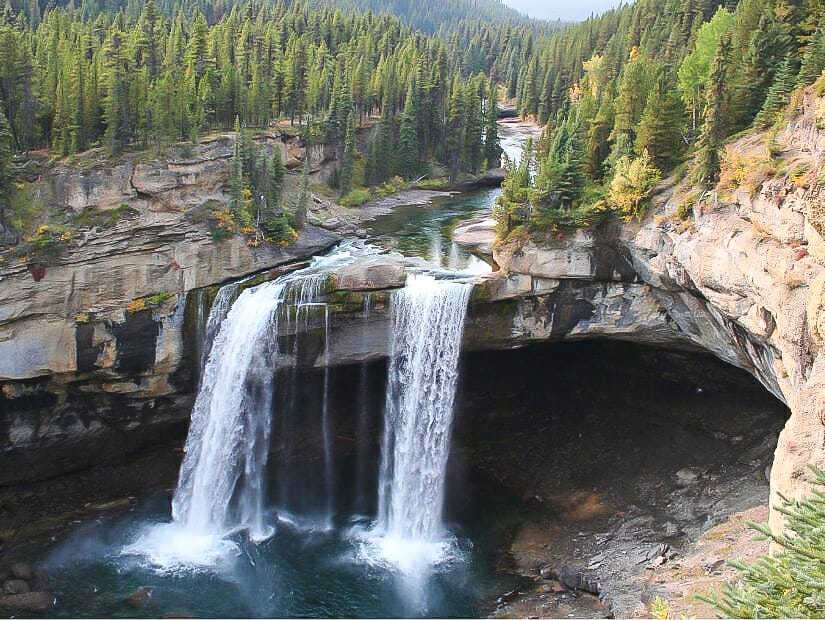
19 224 73 263
414 177 450 190
608 150 662 220
702 466 825 618
340 188 372 207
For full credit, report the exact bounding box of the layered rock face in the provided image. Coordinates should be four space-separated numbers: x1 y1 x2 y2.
0 134 340 484
457 88 825 534
2 91 823 545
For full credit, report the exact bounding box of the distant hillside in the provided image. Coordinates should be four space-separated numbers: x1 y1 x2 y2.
4 0 556 31
305 0 540 33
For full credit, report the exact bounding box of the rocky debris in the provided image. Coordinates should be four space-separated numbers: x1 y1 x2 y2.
675 468 700 487
0 564 52 611
0 591 55 611
9 562 32 581
124 586 153 609
548 564 601 595
3 579 30 594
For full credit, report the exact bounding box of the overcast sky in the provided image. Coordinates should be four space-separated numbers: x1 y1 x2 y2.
503 0 622 22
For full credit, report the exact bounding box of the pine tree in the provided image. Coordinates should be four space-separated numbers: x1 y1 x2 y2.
396 78 420 178
797 27 825 86
483 85 501 170
531 111 586 213
445 79 465 179
339 108 356 195
295 144 311 229
755 56 797 128
635 77 685 173
0 108 13 243
103 29 130 154
493 137 533 236
703 466 825 618
229 116 244 212
692 34 732 185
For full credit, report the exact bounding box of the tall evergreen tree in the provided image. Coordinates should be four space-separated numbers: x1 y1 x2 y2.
483 85 501 170
754 56 797 128
396 78 420 178
692 34 732 185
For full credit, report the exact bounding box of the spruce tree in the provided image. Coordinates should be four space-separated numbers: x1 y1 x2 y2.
483 86 501 170
797 27 825 86
635 77 685 173
0 108 13 243
295 145 311 229
339 108 356 195
704 466 825 618
755 56 797 128
396 78 420 179
692 34 732 186
229 116 244 212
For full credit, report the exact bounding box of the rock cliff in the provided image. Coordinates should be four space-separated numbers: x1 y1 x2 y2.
457 87 825 535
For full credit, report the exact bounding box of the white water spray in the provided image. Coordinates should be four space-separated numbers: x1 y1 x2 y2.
126 245 373 568
359 272 473 581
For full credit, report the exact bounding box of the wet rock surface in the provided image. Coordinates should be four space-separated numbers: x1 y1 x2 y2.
0 562 53 611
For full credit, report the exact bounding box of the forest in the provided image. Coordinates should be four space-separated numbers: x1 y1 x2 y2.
0 0 822 245
488 0 825 235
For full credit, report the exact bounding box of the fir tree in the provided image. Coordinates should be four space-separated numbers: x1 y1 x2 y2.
295 144 311 229
797 27 825 86
692 34 732 185
396 78 420 178
635 77 685 172
754 55 797 128
483 86 501 170
703 466 825 618
229 115 244 212
339 108 356 195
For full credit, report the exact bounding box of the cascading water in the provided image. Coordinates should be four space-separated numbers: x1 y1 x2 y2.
126 245 371 568
359 271 474 584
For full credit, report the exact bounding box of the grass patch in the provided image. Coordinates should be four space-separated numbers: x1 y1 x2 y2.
414 177 450 190
339 176 409 207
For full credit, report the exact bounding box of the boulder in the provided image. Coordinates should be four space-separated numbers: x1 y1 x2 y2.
10 563 32 581
452 217 497 256
124 586 153 609
0 591 55 611
3 579 30 595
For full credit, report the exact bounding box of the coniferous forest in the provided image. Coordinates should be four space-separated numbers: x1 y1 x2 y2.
0 0 822 242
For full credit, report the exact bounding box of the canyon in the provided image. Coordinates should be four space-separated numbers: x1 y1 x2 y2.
0 91 823 616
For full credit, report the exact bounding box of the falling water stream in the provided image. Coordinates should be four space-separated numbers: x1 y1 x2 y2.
126 245 374 567
367 274 474 572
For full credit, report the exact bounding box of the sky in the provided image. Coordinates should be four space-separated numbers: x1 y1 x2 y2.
502 0 621 22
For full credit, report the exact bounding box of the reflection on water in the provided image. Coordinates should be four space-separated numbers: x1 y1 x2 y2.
367 189 499 271
366 122 537 271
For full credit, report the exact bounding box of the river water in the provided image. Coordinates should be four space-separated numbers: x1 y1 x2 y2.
29 122 539 619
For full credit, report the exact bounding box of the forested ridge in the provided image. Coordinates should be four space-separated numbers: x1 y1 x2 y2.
0 0 536 33
0 0 504 244
487 0 825 235
0 0 822 248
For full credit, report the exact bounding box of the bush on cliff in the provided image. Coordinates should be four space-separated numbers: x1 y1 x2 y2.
703 466 825 618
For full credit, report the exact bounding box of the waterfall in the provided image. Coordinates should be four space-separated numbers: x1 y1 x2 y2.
173 279 286 542
126 244 371 568
354 295 373 514
364 272 473 578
